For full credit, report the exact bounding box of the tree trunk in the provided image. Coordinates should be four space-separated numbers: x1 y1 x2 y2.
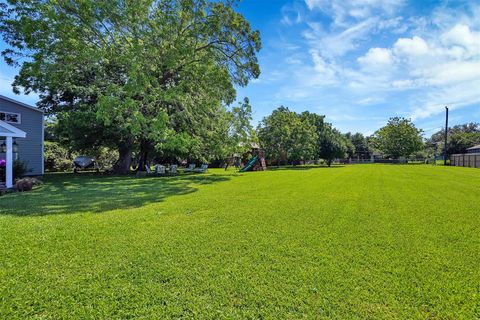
138 151 147 171
114 146 132 174
137 141 149 171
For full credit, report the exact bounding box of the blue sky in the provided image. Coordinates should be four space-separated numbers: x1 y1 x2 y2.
234 0 480 135
1 0 479 136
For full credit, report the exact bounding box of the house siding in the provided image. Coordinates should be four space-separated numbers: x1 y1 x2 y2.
0 96 44 175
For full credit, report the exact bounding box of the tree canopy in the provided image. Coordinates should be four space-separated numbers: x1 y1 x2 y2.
344 132 372 159
372 117 424 159
257 107 316 165
257 107 347 166
0 0 261 172
318 125 348 166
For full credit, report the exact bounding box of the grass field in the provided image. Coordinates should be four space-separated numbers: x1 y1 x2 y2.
1 165 479 319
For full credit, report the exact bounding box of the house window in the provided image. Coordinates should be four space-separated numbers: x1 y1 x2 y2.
0 111 21 124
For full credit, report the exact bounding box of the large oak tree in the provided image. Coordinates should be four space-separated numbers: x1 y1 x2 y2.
0 0 261 173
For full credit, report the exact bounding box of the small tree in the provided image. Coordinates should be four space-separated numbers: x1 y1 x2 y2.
373 117 424 159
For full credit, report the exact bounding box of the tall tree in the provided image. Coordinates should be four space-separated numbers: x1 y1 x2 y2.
300 111 325 160
319 125 347 166
0 0 261 173
227 97 257 156
344 132 371 159
372 117 424 159
301 111 348 165
257 107 317 165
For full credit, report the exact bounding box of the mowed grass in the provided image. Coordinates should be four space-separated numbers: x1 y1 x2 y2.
1 165 479 319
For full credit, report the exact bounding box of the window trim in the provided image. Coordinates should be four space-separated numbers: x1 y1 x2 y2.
0 110 21 124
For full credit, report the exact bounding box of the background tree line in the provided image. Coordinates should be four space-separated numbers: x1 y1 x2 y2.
257 109 480 166
426 123 480 157
257 107 361 166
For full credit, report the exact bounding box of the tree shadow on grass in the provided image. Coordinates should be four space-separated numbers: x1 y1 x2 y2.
0 173 231 217
268 165 345 171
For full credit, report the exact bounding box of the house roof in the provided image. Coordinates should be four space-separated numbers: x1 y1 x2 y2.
467 144 480 150
0 120 26 138
0 95 43 113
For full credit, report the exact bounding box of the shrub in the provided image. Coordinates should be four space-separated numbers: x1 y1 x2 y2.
91 147 119 171
44 141 73 172
14 161 30 178
44 142 119 172
0 160 30 179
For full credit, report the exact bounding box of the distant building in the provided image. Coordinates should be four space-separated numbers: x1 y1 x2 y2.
466 145 480 154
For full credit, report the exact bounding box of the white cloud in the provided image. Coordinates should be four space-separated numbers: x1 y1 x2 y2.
391 79 425 89
281 3 304 26
335 7 479 119
0 70 39 105
309 49 338 83
305 0 404 26
442 24 477 47
393 36 429 57
357 97 385 105
304 18 377 58
411 79 480 120
358 47 394 67
440 24 480 58
0 76 14 96
422 61 480 86
267 1 480 126
285 56 302 65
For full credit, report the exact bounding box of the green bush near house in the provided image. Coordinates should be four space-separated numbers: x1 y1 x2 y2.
44 141 73 172
0 165 479 319
0 160 30 180
44 142 119 172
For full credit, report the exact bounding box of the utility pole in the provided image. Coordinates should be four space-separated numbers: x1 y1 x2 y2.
444 106 449 166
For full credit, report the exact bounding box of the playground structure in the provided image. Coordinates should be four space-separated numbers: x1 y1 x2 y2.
240 144 267 172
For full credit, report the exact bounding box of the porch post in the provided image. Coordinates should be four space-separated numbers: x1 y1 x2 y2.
6 136 13 188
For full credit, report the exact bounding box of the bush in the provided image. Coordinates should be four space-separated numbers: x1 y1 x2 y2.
90 147 119 171
44 141 73 172
44 142 119 172
0 160 30 180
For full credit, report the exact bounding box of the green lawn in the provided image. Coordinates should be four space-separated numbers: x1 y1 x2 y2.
1 165 479 319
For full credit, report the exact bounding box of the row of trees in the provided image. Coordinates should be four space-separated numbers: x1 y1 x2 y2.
256 108 418 166
256 107 352 166
257 109 478 165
